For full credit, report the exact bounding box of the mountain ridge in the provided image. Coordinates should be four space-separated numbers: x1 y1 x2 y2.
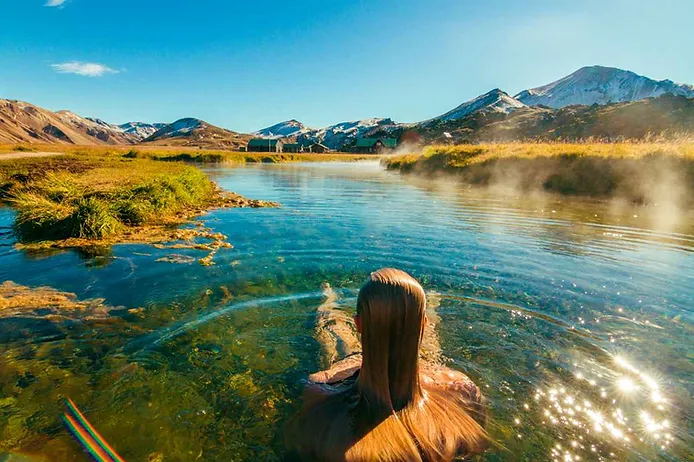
253 119 313 139
425 88 526 125
515 65 694 108
2 65 694 150
142 117 251 149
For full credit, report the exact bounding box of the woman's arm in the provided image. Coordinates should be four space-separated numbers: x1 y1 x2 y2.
308 353 362 384
314 283 361 368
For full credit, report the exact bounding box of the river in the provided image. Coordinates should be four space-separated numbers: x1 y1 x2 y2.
0 161 692 461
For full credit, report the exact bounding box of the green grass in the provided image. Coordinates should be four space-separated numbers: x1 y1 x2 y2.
384 142 694 202
0 155 220 243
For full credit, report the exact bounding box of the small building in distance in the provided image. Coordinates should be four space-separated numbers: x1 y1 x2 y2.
309 143 330 153
247 138 283 153
283 142 330 153
354 137 398 154
283 143 304 153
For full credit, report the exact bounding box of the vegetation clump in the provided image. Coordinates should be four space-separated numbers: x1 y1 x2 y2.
384 142 694 203
0 281 118 319
0 155 277 256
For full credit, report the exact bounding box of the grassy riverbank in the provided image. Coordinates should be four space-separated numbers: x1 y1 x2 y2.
0 155 276 258
384 142 694 204
0 144 371 163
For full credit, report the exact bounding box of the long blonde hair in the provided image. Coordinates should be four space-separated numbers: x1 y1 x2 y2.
288 268 488 461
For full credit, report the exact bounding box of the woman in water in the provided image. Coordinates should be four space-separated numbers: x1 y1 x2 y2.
287 268 488 461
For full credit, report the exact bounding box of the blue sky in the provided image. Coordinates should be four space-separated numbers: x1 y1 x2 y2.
2 0 693 132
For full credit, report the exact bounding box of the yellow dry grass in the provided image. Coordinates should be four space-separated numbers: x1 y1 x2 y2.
384 142 694 202
0 144 371 163
387 142 694 171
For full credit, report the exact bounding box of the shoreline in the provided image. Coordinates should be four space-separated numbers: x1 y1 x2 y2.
0 154 279 264
0 144 373 163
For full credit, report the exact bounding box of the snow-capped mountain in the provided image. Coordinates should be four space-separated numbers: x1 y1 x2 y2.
425 89 527 125
119 122 167 141
297 118 403 150
254 119 313 139
516 65 694 108
55 110 137 144
142 117 250 149
146 118 205 140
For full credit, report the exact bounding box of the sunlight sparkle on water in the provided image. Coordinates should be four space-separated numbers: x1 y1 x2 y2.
535 355 676 460
616 377 637 394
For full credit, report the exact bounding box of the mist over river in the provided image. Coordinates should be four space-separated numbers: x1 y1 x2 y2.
0 161 692 461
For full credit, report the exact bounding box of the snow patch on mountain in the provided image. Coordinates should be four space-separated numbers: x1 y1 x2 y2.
425 89 526 125
54 110 136 143
119 122 168 140
147 118 205 140
254 119 312 139
297 118 403 150
516 65 694 108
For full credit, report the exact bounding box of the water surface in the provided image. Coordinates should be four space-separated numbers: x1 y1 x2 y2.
0 162 692 461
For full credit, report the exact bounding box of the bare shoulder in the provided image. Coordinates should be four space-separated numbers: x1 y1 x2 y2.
420 361 482 403
308 353 362 385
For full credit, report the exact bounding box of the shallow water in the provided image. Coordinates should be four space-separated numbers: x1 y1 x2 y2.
0 161 693 461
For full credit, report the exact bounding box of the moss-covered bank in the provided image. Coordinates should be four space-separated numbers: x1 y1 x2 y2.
0 155 277 259
384 143 694 204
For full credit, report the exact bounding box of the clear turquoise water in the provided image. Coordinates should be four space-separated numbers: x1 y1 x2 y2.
0 161 692 461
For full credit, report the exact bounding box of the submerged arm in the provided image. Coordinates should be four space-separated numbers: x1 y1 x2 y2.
308 353 362 384
314 283 361 368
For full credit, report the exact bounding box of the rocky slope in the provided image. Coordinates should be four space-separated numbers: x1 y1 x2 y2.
119 122 168 141
253 119 312 139
424 89 526 124
419 93 694 143
142 118 251 149
0 99 169 145
0 100 135 145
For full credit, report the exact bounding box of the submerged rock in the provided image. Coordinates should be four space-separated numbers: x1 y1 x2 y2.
156 254 196 264
0 281 114 319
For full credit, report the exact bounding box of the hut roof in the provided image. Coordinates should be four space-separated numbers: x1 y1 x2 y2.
355 138 398 148
248 138 280 148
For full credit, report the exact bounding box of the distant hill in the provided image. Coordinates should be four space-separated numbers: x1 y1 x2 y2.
424 89 526 125
0 99 169 145
296 118 404 150
516 65 694 108
119 122 168 141
3 65 694 150
254 118 405 150
142 118 251 149
0 100 137 145
419 93 694 143
253 119 313 139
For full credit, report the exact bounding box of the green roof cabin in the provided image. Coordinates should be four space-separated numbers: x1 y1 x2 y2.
247 138 284 153
354 137 398 153
309 143 330 153
283 143 304 153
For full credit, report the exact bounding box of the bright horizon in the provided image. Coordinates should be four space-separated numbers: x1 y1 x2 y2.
2 0 694 132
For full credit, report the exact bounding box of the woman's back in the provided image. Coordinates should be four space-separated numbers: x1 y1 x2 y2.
288 362 487 462
288 267 488 461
